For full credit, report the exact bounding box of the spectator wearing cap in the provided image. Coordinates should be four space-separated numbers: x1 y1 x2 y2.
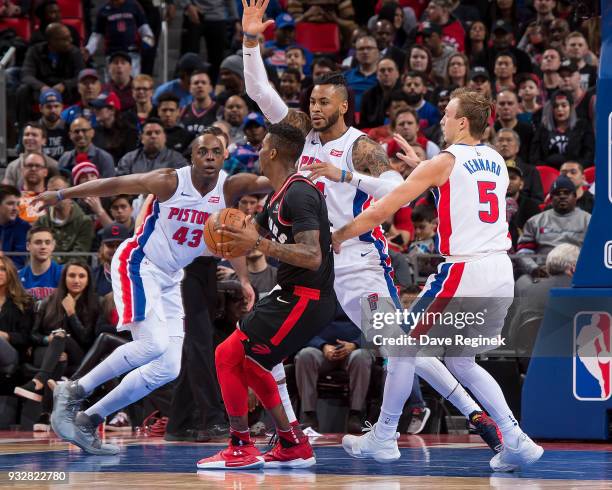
70 161 112 224
217 54 248 108
91 91 139 164
279 68 302 108
85 0 155 76
0 185 30 269
34 174 94 261
517 74 542 126
539 48 562 99
179 0 237 84
558 59 596 124
227 113 267 175
59 117 116 177
424 0 465 53
158 93 194 156
517 175 591 276
180 70 218 137
559 161 594 214
61 69 103 126
153 53 208 107
493 52 517 92
17 23 85 125
264 13 301 72
19 226 63 300
505 162 542 249
288 0 356 49
494 90 533 162
4 122 59 189
530 89 594 168
494 128 543 202
467 67 493 99
373 19 407 74
359 58 401 129
92 222 131 297
117 118 188 175
419 22 456 83
17 152 49 225
37 89 71 160
102 52 136 112
30 0 81 47
473 20 532 76
565 32 598 90
402 71 441 129
344 35 380 112
222 95 249 146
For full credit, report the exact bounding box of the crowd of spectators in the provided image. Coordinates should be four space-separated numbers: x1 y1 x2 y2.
0 0 600 437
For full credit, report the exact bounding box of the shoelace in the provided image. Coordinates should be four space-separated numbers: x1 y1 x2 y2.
266 429 278 450
362 421 374 433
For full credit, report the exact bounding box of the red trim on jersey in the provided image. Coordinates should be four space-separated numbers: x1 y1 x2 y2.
274 175 321 226
437 180 452 255
269 286 320 346
410 262 465 338
117 198 155 324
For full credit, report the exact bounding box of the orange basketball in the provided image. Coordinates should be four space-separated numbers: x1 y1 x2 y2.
204 208 247 258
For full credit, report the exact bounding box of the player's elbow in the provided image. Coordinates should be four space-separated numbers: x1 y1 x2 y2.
305 249 322 271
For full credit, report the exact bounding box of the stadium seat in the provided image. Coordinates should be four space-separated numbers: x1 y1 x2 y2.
56 0 83 18
263 23 275 41
584 166 595 184
536 165 560 195
0 18 32 41
295 22 341 54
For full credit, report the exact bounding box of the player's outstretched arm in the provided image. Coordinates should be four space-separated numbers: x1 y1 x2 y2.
242 0 289 124
333 152 455 247
225 172 273 205
32 169 178 210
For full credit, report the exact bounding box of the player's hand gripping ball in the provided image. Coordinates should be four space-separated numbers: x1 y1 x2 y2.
204 208 247 258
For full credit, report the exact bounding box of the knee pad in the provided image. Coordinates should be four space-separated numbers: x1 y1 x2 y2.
215 331 245 370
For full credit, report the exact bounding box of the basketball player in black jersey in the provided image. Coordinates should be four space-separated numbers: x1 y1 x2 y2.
196 123 336 471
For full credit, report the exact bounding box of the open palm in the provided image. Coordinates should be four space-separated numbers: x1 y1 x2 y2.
242 0 275 36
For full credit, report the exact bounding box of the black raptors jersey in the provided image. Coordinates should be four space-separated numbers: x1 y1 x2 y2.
179 102 218 136
255 174 334 293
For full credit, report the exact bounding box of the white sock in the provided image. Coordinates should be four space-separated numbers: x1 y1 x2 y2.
416 357 480 418
278 382 297 424
374 356 415 440
85 367 153 419
446 356 522 446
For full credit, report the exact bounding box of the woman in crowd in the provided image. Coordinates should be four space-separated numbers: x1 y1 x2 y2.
0 256 33 377
530 89 595 168
444 53 470 89
465 20 488 65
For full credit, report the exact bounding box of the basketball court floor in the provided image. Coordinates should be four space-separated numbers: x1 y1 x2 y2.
1 431 611 489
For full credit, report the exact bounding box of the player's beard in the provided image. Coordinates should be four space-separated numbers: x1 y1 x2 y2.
315 109 341 133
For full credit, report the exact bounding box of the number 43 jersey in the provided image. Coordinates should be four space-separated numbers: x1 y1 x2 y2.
133 165 228 274
437 144 511 257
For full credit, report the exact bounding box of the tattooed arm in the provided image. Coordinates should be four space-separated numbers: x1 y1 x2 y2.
259 230 322 271
351 135 393 176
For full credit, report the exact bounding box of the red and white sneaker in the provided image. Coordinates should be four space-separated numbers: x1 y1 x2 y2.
196 442 264 470
263 438 316 468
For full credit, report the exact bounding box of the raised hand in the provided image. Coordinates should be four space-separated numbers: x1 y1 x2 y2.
242 0 275 37
392 133 422 168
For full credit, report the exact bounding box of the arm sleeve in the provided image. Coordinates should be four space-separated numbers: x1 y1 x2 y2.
243 44 288 123
283 183 322 234
348 169 404 200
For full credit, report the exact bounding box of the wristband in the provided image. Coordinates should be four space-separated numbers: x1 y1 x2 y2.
340 169 346 183
56 189 65 201
244 32 258 41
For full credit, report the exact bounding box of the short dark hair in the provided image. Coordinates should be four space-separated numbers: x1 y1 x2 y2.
313 71 349 101
386 90 412 110
24 121 47 139
27 225 54 242
201 126 228 147
110 194 133 206
142 117 164 131
286 45 305 56
405 71 427 85
494 50 517 66
267 123 306 166
282 67 301 81
392 107 419 128
311 56 336 72
0 185 20 204
411 205 437 223
157 92 180 107
190 69 210 81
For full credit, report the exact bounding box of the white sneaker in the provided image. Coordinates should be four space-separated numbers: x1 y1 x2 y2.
342 422 400 463
490 432 544 472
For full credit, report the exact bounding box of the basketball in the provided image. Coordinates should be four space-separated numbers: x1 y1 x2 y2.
204 208 247 258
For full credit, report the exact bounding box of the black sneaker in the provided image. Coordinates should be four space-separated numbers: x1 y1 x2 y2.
470 410 503 453
14 380 43 402
34 412 51 432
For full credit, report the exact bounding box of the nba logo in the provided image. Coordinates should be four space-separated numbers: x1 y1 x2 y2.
573 312 612 401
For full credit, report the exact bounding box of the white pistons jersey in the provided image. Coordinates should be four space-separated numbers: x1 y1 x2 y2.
121 166 228 275
435 143 511 257
298 127 382 248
